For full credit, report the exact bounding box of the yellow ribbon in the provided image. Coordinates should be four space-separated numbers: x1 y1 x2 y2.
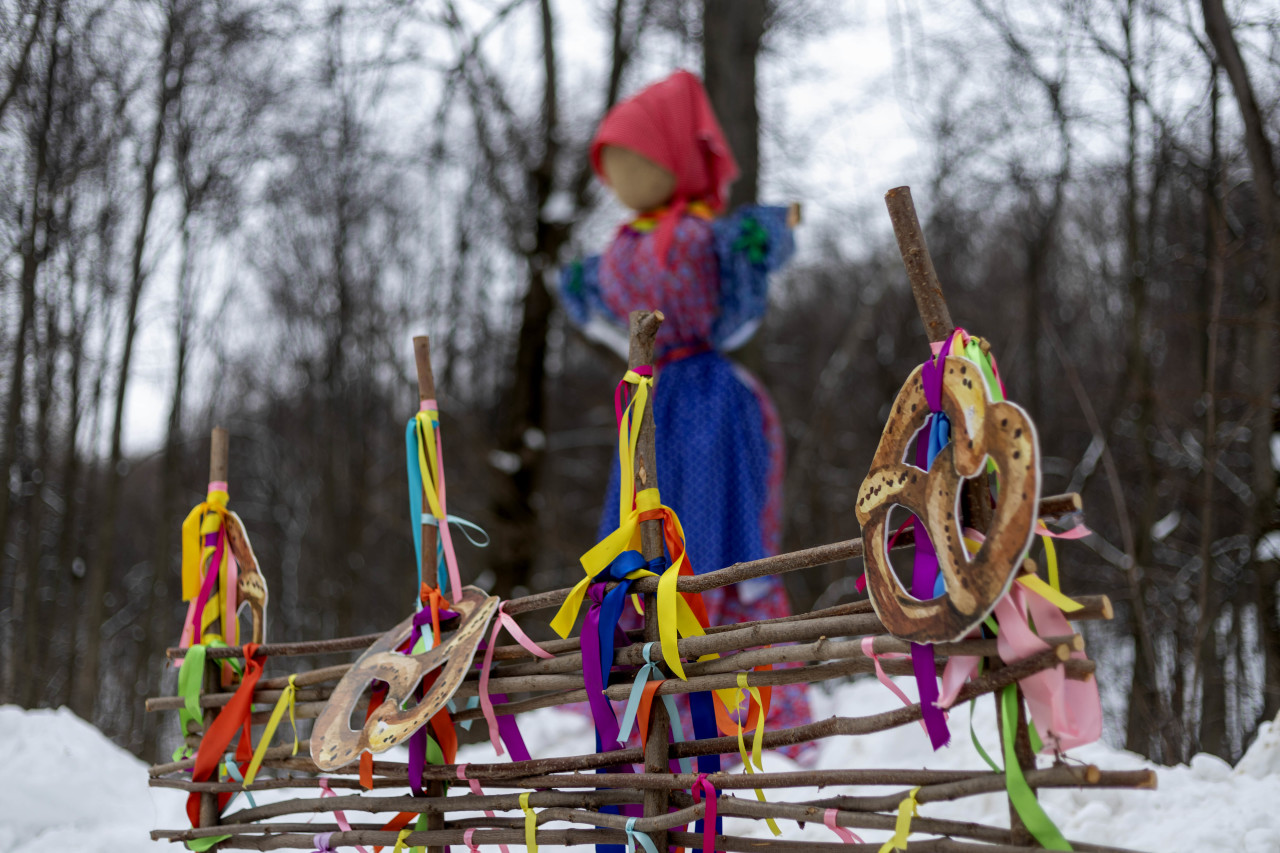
241 674 300 786
877 787 921 853
413 411 445 522
552 369 722 682
1017 574 1083 613
391 828 414 853
180 489 229 602
1041 535 1060 591
520 792 538 853
733 673 780 836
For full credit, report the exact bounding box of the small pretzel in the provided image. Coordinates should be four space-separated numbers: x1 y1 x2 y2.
311 586 498 771
223 511 268 645
855 357 1040 643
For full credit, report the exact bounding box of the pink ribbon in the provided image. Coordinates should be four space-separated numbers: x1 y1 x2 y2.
456 764 511 853
479 602 554 755
860 638 937 737
318 779 371 853
690 773 718 853
824 808 863 843
464 828 480 853
993 583 1101 752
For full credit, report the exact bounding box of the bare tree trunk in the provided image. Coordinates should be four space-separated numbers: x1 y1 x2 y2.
702 0 765 209
0 0 47 128
72 4 178 720
1194 66 1229 758
1 0 61 704
1201 0 1280 724
1119 0 1168 760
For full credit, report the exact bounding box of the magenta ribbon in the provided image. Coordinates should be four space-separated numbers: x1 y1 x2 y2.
690 774 718 853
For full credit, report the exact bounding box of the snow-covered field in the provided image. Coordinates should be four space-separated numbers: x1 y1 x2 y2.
4 677 1279 853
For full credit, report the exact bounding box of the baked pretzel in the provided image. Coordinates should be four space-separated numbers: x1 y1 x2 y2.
855 356 1040 643
311 586 498 771
223 511 267 645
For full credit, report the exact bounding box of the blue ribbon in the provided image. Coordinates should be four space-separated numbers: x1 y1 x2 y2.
624 818 660 853
405 418 427 593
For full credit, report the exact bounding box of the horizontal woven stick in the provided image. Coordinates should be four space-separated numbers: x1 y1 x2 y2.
449 644 1088 722
225 788 640 824
152 827 632 849
212 645 1072 785
151 766 993 794
484 600 875 669
808 766 1158 812
501 492 1085 617
166 493 1087 661
148 618 1094 713
685 791 1143 853
152 827 1059 853
157 645 1073 783
167 631 387 661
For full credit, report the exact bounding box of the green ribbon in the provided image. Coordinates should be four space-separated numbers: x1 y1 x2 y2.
186 835 231 852
410 812 431 853
1000 685 1072 850
177 644 207 738
732 216 769 265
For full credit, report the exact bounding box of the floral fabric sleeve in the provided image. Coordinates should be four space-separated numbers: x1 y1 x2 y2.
710 205 796 351
557 255 629 358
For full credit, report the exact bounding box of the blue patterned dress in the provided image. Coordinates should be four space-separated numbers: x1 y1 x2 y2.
560 204 815 759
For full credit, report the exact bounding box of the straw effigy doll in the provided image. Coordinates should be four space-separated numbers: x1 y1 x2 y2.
560 69 813 760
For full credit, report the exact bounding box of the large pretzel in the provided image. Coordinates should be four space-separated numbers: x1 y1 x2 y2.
855 356 1040 643
311 586 498 771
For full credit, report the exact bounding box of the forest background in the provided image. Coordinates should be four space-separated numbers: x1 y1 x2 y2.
0 0 1277 774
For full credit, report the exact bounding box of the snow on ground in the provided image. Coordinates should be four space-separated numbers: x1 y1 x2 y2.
4 677 1280 853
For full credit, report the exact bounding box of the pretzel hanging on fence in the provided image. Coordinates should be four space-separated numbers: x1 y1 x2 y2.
311 586 498 771
856 355 1040 643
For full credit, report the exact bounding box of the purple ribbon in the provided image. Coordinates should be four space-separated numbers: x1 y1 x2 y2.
910 333 955 750
404 604 459 796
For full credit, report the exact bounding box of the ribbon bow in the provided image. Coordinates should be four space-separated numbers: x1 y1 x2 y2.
311 833 335 853
455 765 512 853
824 809 863 843
690 774 719 853
519 792 538 853
319 779 372 853
619 642 694 774
877 787 920 853
624 817 660 853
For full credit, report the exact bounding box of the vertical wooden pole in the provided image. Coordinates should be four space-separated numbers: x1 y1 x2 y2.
884 187 1037 846
198 427 229 835
628 310 671 851
411 336 446 853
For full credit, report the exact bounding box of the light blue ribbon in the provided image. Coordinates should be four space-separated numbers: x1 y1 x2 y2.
447 694 481 731
625 818 660 853
407 415 491 597
223 761 257 809
617 642 693 774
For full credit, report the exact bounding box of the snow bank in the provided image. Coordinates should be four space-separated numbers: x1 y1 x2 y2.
0 705 187 852
5 677 1280 853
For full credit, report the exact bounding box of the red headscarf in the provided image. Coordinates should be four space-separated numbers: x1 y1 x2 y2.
591 69 739 265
